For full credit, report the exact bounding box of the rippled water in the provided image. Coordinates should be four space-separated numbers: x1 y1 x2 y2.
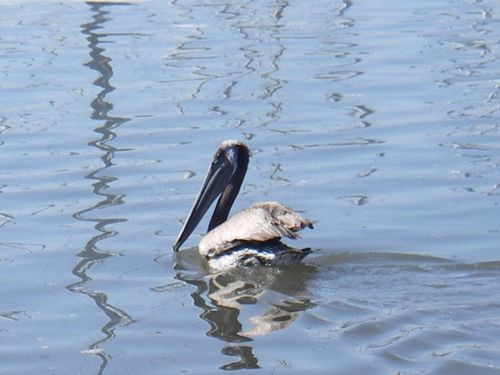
1 0 499 374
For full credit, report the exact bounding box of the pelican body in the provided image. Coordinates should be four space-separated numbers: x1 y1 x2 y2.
173 140 313 270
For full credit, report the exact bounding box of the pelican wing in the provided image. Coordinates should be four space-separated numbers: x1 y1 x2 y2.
199 201 313 257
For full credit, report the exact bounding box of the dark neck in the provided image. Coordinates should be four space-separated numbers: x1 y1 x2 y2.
208 149 249 231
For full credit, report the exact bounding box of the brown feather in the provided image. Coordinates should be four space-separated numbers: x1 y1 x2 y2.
199 201 312 258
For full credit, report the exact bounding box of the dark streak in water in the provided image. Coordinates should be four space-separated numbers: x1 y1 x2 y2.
358 167 378 178
270 162 290 184
258 1 288 130
315 70 362 81
0 117 10 147
290 138 384 150
337 195 369 206
349 104 374 120
0 310 30 321
0 212 14 228
335 0 352 17
66 3 134 374
165 2 216 114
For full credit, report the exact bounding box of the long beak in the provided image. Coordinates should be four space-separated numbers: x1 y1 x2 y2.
173 156 233 252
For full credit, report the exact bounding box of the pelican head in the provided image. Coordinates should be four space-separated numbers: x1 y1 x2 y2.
173 140 250 252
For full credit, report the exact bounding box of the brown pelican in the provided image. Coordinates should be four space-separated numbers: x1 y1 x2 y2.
173 140 313 270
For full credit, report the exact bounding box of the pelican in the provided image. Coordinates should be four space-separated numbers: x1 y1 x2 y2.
173 140 313 270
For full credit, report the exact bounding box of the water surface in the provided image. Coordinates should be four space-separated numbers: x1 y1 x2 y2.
0 0 499 374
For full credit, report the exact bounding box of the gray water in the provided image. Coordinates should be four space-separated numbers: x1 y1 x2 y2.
1 0 499 374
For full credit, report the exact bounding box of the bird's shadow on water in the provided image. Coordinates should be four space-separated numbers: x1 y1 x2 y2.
172 247 317 370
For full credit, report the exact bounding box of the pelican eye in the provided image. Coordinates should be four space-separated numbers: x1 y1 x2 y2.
216 148 226 158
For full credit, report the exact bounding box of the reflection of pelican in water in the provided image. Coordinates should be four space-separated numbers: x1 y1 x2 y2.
171 249 316 369
207 269 312 337
173 140 313 270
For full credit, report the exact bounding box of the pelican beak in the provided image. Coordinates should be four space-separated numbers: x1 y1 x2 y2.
173 152 233 252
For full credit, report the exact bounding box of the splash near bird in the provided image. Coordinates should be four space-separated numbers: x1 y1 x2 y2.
173 140 313 270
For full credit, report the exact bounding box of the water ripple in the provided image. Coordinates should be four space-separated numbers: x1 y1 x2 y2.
66 4 134 373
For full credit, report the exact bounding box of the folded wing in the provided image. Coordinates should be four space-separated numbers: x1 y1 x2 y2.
199 201 313 257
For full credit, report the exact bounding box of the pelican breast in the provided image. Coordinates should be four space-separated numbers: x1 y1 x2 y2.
199 201 313 258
